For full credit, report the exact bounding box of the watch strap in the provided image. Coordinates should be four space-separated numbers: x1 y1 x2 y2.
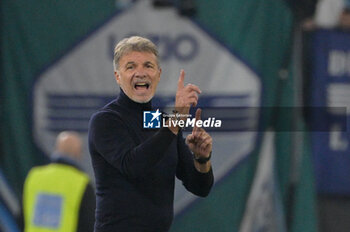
194 151 212 164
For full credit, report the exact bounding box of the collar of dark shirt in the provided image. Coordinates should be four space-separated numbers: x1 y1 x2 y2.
117 88 153 112
51 152 83 171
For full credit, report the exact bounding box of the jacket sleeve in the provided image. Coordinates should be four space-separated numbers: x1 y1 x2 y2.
77 182 95 232
175 131 214 197
89 111 176 180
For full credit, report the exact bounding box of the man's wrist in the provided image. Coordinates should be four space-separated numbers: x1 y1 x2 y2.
194 151 212 164
166 120 180 135
166 110 184 135
172 109 186 123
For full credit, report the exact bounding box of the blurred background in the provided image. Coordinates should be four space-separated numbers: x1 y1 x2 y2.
1 0 350 231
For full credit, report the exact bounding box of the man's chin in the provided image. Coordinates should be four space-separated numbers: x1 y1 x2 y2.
122 88 154 103
131 95 153 104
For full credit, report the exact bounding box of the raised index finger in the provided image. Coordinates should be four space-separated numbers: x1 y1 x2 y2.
195 108 202 121
193 108 202 134
177 69 185 90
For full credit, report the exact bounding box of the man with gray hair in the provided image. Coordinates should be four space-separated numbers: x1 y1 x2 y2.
89 36 214 231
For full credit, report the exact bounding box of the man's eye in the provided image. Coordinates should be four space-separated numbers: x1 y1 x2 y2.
126 66 133 70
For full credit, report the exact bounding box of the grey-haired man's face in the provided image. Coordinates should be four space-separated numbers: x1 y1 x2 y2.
115 51 161 103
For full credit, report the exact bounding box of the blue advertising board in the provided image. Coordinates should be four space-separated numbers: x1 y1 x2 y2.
311 29 350 194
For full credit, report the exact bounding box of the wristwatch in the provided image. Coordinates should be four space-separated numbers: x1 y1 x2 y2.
194 151 212 164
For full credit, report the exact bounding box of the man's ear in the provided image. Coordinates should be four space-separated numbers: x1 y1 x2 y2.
114 71 121 85
158 68 162 81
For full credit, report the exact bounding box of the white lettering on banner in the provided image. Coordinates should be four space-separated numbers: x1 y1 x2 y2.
109 34 199 62
329 124 348 151
327 84 350 115
33 0 261 215
328 50 350 76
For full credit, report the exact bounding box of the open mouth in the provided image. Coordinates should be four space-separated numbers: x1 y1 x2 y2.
134 82 150 90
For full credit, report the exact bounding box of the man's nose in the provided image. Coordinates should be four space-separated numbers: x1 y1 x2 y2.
134 67 147 78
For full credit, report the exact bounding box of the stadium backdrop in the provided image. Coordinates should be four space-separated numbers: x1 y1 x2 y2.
0 0 317 231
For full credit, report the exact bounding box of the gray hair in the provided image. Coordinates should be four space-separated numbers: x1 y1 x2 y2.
113 36 160 72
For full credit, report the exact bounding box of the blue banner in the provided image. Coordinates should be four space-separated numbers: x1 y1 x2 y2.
311 29 350 194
